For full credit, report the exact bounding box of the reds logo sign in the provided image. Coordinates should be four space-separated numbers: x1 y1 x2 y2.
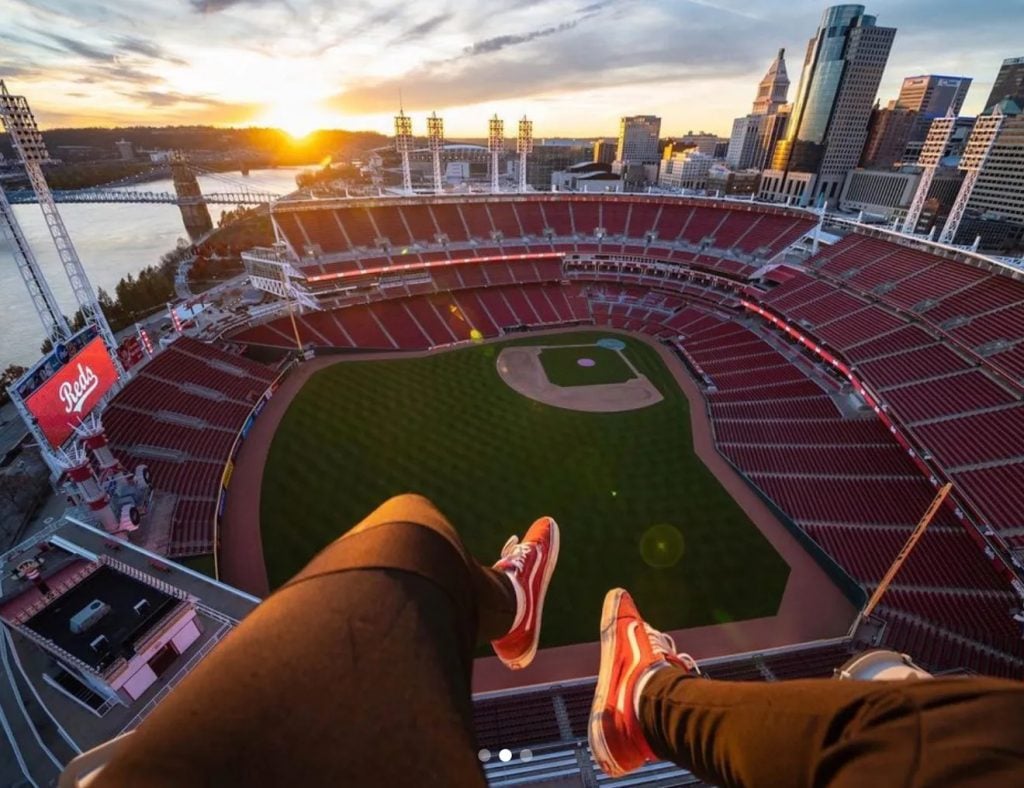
59 364 100 414
26 338 119 447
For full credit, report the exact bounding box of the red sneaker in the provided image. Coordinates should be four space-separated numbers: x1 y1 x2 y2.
589 588 699 777
490 516 560 670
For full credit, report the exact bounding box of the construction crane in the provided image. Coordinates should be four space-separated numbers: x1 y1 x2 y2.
862 483 954 619
0 80 122 370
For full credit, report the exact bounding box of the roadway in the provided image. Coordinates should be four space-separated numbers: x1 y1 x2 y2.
0 401 28 460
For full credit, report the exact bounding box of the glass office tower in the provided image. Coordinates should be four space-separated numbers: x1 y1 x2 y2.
768 5 895 205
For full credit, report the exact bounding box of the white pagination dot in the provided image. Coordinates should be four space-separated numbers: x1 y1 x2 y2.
477 748 491 762
520 749 533 762
499 748 512 762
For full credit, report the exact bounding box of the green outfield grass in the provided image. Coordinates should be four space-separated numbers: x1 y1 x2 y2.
260 331 789 648
538 344 636 387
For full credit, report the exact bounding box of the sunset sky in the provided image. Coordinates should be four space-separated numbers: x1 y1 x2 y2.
1 0 1020 139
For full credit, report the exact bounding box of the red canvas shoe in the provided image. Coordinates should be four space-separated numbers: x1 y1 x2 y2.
490 516 560 670
589 588 699 777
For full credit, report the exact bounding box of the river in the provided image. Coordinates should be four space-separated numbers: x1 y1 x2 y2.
0 167 308 370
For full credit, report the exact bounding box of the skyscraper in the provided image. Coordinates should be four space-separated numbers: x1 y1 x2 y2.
894 75 972 117
726 49 791 171
984 57 1024 114
613 115 661 187
752 48 791 116
860 106 917 169
615 116 661 164
894 74 972 146
762 4 895 206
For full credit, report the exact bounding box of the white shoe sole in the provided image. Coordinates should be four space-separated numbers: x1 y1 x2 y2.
588 588 628 777
504 519 560 670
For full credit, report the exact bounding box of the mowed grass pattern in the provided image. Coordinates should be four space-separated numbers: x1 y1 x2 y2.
538 345 636 386
260 331 789 647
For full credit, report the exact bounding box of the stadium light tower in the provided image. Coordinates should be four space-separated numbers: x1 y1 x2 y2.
902 113 957 235
488 114 504 194
427 112 445 195
0 81 122 369
0 182 71 343
394 108 414 195
516 116 534 193
939 106 1006 245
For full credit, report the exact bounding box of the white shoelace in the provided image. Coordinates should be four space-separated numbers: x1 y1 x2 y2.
645 624 700 672
499 535 532 572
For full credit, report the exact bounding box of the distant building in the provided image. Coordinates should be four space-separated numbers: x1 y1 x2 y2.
840 167 962 225
983 56 1024 114
893 74 972 146
658 149 714 191
551 162 622 192
902 115 976 165
592 139 617 165
707 165 761 196
861 106 917 169
614 116 661 165
411 143 490 186
762 4 896 206
894 75 971 116
957 111 1024 249
613 116 661 188
115 139 135 161
674 132 726 158
727 49 792 171
510 141 593 190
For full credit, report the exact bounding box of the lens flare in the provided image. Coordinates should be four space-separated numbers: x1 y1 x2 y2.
640 523 685 568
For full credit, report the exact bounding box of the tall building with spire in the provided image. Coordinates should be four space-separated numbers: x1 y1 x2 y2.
752 49 791 115
760 4 895 206
725 49 791 171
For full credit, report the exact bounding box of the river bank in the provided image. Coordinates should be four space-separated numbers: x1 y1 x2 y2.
0 167 305 368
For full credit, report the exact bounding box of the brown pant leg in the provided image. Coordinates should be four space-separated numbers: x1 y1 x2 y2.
291 493 517 643
640 670 1024 788
92 494 517 787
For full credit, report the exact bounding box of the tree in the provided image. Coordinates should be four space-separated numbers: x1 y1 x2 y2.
0 364 28 406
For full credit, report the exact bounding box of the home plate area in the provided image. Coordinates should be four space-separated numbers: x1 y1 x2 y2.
496 339 664 412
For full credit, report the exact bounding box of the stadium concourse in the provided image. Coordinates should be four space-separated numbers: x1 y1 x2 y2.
91 194 1024 780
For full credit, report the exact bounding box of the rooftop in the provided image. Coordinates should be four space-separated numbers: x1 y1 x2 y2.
23 564 179 672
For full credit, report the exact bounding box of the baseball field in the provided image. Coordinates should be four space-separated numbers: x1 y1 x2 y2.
258 330 790 648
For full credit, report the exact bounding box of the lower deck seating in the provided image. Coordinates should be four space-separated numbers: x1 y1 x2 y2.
103 337 277 556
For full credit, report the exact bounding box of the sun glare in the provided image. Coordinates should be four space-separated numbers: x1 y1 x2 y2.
260 101 337 140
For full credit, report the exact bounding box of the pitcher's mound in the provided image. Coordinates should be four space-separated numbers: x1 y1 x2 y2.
496 345 664 412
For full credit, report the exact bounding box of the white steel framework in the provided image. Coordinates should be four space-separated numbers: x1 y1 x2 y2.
939 108 1006 245
902 114 957 234
516 116 533 193
394 110 414 195
488 115 504 194
427 112 444 195
0 182 71 342
0 82 122 368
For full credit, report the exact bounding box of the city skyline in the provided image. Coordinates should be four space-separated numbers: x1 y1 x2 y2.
0 0 1021 139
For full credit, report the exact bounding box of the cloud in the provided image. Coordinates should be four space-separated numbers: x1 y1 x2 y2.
114 35 186 65
127 90 228 107
188 0 275 12
0 61 39 79
464 21 579 57
462 0 617 57
42 33 112 62
402 13 454 42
